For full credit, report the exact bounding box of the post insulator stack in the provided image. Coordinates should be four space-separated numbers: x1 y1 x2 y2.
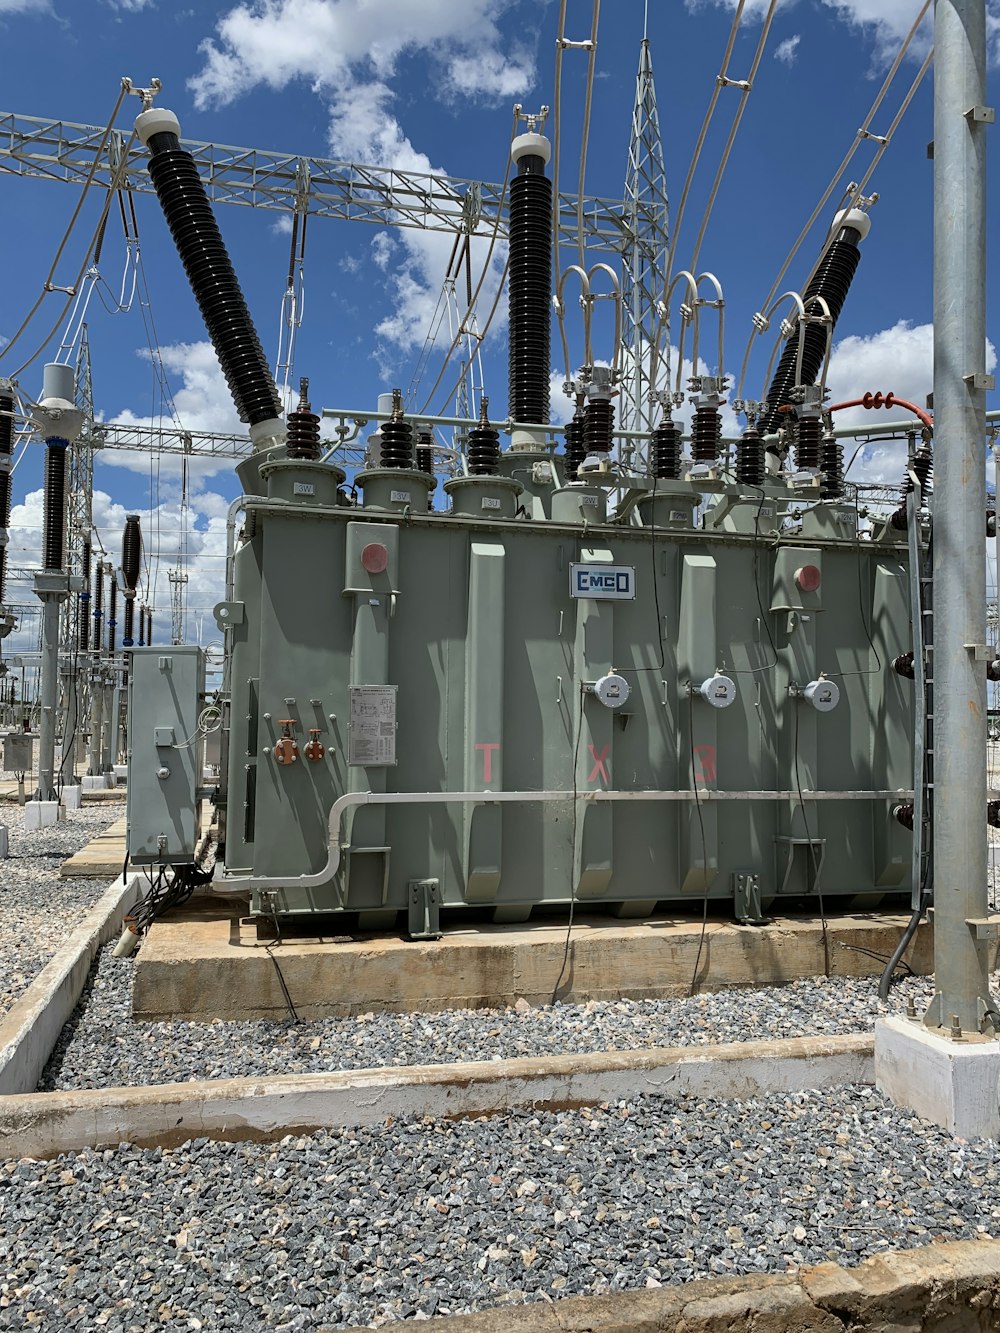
467 399 501 476
584 398 614 460
735 424 765 487
820 430 844 499
285 377 321 460
0 389 13 603
563 413 586 480
121 514 142 648
691 406 721 464
508 130 552 426
760 210 870 437
79 541 92 651
795 415 823 472
107 577 117 654
650 417 682 480
891 446 933 530
42 437 69 571
138 605 146 647
379 388 414 469
415 429 434 477
135 106 283 437
93 560 104 653
146 606 153 645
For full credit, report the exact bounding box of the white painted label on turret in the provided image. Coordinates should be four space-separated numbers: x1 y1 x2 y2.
293 482 315 495
390 490 411 503
569 564 636 600
482 497 502 510
348 685 397 766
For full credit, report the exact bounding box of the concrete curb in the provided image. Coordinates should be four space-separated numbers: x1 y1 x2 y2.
0 872 142 1097
391 1238 1000 1331
0 1032 872 1158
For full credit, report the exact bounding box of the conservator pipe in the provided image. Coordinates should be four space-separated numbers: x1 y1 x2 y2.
216 787 915 896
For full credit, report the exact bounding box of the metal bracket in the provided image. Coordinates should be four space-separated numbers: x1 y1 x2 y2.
733 872 767 925
965 642 991 661
964 372 996 391
408 878 442 941
966 917 1000 941
966 105 996 124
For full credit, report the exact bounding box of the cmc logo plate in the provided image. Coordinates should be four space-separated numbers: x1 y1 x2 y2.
569 564 636 600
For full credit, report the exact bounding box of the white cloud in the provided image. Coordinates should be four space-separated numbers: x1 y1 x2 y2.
0 0 48 11
773 34 800 64
370 232 395 273
270 214 294 236
826 320 997 483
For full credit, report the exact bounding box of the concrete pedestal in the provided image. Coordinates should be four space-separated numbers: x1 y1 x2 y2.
875 1015 1000 1140
0 825 9 858
81 775 107 791
61 784 82 810
24 800 59 830
113 765 128 785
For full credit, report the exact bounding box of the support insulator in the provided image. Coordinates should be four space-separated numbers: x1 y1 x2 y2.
892 651 916 679
79 541 92 652
285 377 321 460
650 418 682 481
379 388 413 469
42 437 69 571
415 430 434 476
93 560 104 654
893 802 915 831
507 152 552 425
107 578 117 655
563 413 586 480
467 398 500 476
735 424 765 487
146 606 153 646
820 431 844 499
760 220 866 437
584 398 614 458
138 605 146 647
691 405 721 464
139 113 282 430
123 599 135 648
795 415 822 471
903 445 933 498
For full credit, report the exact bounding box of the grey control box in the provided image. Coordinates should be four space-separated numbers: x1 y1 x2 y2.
126 645 205 864
3 732 32 773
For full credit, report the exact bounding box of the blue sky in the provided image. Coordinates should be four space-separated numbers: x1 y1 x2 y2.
0 0 996 643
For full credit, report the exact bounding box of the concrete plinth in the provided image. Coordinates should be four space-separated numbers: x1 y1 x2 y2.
113 765 128 785
135 905 943 1023
81 775 107 791
24 800 59 830
61 784 81 810
875 1015 1000 1140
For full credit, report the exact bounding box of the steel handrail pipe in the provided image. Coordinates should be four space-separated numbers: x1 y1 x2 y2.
219 786 916 895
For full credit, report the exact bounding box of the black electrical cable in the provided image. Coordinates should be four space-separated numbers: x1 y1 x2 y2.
552 689 586 1005
792 704 830 977
687 692 712 997
878 888 930 999
266 902 301 1023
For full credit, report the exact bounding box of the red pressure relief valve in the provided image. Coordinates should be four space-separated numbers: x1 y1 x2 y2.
304 728 326 762
273 720 300 765
794 564 821 593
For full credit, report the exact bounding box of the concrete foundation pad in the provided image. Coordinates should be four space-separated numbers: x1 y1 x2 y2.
113 764 127 784
134 904 940 1021
81 774 107 790
24 800 59 830
875 1015 1000 1140
0 1032 872 1157
61 784 81 810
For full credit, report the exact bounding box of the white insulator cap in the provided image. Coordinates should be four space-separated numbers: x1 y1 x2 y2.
249 416 286 447
589 672 630 710
511 132 551 166
135 106 181 145
695 674 737 709
802 678 841 712
829 207 871 242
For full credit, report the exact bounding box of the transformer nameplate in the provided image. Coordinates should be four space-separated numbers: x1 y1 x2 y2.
569 563 636 600
349 685 398 766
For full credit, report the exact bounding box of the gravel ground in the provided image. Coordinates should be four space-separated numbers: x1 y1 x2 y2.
41 943 936 1090
3 1085 1000 1329
0 801 125 1016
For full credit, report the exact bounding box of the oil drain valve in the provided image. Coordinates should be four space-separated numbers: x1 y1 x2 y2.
273 719 300 765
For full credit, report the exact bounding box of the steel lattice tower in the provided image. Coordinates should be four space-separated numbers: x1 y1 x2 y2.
619 38 669 439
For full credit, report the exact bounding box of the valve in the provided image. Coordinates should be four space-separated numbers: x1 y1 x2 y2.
304 728 326 761
273 719 300 765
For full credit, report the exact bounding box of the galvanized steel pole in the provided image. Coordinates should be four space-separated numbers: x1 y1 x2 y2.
926 0 997 1033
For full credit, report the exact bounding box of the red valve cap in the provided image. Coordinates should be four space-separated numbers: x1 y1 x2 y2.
361 543 389 574
795 564 821 592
